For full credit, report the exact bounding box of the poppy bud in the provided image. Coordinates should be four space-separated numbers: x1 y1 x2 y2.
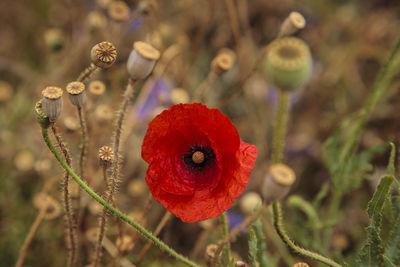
279 12 306 37
41 86 63 122
293 262 309 267
211 52 234 75
34 100 51 129
126 41 160 81
239 192 262 215
261 163 296 204
66 81 86 107
90 41 117 69
98 146 114 168
265 37 311 91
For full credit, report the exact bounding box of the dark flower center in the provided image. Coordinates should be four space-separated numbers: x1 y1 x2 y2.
183 143 216 174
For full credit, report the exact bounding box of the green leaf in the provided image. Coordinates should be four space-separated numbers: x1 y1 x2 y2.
385 204 400 265
358 175 394 266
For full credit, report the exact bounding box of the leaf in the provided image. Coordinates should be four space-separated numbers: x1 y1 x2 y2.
358 175 394 266
385 199 400 265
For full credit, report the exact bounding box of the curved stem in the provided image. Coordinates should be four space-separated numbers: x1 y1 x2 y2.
41 128 200 267
272 202 342 267
77 63 99 83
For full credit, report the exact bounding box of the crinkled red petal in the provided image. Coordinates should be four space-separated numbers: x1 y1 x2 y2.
142 103 240 163
145 141 257 222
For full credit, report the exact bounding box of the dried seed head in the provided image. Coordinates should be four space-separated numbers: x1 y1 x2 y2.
43 199 62 220
96 0 111 9
41 86 63 122
211 52 235 75
279 12 306 37
293 262 309 267
98 146 114 167
127 41 160 80
264 37 312 91
66 81 86 107
171 88 189 104
128 180 145 197
89 80 106 98
90 41 117 69
261 163 296 204
108 1 130 22
116 236 134 252
0 81 13 103
14 150 35 172
63 116 80 132
204 244 218 263
239 192 262 215
235 260 248 267
95 104 114 122
86 11 107 31
34 99 51 128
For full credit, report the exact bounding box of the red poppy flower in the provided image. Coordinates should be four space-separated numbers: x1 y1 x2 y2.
142 103 257 222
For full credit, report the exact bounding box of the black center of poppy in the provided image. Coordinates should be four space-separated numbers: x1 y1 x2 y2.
183 143 216 174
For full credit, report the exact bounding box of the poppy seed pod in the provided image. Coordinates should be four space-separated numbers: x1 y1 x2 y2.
204 244 218 263
211 52 234 75
239 192 262 215
41 86 63 122
89 80 106 97
34 100 51 129
279 11 306 37
293 262 309 267
108 0 130 22
98 145 114 168
66 81 86 107
90 41 117 69
126 41 160 81
261 163 296 204
265 37 312 91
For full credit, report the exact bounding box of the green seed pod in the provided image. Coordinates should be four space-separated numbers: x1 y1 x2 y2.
265 37 312 91
34 100 50 129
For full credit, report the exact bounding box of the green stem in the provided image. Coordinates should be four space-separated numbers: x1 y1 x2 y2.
272 202 342 267
220 212 232 265
41 128 200 267
272 90 288 163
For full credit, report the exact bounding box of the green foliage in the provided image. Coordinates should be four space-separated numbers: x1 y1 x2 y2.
248 219 273 267
357 175 394 266
323 131 387 192
248 228 258 267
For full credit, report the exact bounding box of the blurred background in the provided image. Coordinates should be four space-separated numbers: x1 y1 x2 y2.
1 0 400 266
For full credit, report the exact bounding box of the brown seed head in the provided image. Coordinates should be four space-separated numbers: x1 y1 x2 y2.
269 163 296 186
66 81 85 95
293 262 309 267
99 146 114 167
90 41 117 69
95 104 114 122
85 228 99 243
239 192 262 215
212 53 234 75
42 86 63 99
171 88 189 104
134 41 161 60
43 199 62 220
89 80 106 96
192 151 205 164
63 116 80 131
280 12 306 37
108 0 130 21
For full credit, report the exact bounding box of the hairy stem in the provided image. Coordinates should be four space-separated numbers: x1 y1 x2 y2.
41 128 200 267
77 63 99 83
273 202 342 267
195 71 217 102
51 123 77 266
220 212 232 265
211 203 267 267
